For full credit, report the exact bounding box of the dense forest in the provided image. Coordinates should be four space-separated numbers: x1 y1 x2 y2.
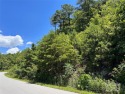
0 0 125 93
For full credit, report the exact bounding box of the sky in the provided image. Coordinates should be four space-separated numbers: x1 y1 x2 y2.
0 0 77 54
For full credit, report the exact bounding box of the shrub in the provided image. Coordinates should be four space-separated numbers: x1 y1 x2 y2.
68 74 78 88
112 62 125 84
77 74 92 90
8 64 20 78
77 74 120 93
88 77 106 93
120 85 125 94
89 78 120 93
68 67 83 88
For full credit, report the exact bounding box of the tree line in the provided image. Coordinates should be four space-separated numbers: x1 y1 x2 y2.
0 0 125 93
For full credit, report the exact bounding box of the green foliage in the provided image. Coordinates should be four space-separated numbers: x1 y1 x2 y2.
109 0 125 67
112 62 125 84
2 0 125 93
72 0 124 75
8 64 20 78
68 66 84 88
7 47 38 80
77 74 120 93
37 31 80 84
88 78 120 93
64 63 74 81
120 85 125 94
51 4 74 33
78 74 92 90
0 53 18 70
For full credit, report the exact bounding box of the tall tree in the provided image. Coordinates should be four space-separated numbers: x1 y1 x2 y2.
51 4 74 33
51 10 63 31
73 0 95 32
62 4 74 26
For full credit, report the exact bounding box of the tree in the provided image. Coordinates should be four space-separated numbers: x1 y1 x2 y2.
73 0 95 32
77 0 95 11
36 31 80 84
62 4 74 26
74 0 120 75
51 4 74 34
51 10 63 31
110 0 125 67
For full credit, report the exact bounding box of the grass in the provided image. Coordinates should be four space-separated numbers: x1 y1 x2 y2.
36 83 95 94
0 70 8 72
5 73 95 94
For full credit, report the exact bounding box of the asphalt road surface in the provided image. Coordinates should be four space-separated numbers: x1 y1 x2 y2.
0 72 77 94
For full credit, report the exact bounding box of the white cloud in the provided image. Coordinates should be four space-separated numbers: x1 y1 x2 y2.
0 34 23 48
26 41 33 45
6 47 20 54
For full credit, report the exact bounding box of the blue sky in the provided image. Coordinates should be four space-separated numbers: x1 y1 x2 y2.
0 0 77 54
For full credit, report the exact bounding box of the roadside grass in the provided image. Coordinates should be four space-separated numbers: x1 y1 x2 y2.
5 73 95 94
0 70 8 72
36 83 95 94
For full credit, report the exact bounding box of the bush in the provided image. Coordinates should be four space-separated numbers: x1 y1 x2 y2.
120 85 125 94
68 67 83 88
77 74 92 90
112 62 125 84
77 74 120 93
8 64 20 78
88 77 106 92
89 78 120 93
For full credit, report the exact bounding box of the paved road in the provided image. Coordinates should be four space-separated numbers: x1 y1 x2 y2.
0 72 77 94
